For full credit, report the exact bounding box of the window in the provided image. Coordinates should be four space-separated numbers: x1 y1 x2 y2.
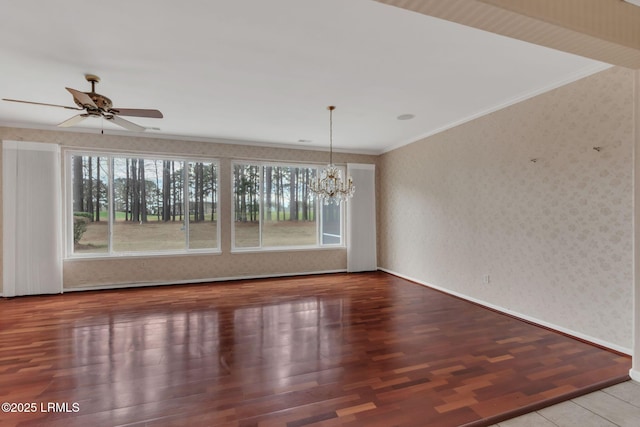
233 164 260 248
233 162 344 249
68 152 219 256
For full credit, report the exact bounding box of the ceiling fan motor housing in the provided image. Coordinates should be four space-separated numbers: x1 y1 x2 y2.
74 74 113 114
74 92 113 113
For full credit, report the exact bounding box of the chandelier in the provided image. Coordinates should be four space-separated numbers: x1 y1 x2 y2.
310 106 355 204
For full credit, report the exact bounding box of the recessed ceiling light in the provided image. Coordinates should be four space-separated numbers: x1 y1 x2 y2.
397 114 415 120
298 139 312 143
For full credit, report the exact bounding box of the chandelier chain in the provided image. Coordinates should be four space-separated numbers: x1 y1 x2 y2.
329 106 334 165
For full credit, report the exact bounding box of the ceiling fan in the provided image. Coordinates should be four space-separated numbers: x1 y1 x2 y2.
2 74 163 132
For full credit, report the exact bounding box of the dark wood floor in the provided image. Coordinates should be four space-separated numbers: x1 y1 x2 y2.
0 272 630 427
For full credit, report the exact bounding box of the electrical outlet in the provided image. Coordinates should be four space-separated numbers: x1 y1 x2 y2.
482 274 490 284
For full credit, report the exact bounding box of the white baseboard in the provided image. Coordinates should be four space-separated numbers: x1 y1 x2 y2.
63 269 348 293
378 268 632 356
630 369 640 383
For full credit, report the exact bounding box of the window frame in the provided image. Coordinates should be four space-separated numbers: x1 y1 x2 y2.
64 150 221 259
231 160 346 252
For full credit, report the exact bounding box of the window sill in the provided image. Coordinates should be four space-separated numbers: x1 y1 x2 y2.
230 245 345 255
64 249 222 261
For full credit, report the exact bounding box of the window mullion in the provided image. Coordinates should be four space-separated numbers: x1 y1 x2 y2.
259 164 263 248
65 152 74 256
183 161 189 250
108 156 114 254
317 166 321 245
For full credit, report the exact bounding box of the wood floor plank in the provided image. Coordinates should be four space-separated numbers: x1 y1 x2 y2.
0 272 630 426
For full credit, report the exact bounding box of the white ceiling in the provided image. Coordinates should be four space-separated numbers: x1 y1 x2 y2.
0 0 607 154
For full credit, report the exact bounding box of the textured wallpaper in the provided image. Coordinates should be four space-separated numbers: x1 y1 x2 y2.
1 68 635 354
378 66 634 350
0 127 375 290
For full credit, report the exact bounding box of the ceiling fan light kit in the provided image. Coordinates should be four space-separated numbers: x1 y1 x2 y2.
2 74 163 132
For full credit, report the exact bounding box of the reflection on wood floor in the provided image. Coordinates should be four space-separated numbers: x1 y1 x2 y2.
0 272 630 426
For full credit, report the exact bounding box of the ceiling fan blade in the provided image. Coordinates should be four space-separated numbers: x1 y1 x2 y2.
2 98 83 110
107 115 145 132
110 108 163 118
65 87 97 108
58 114 89 128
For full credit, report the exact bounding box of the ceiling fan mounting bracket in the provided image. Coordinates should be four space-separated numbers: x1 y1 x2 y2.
75 74 112 110
85 74 100 84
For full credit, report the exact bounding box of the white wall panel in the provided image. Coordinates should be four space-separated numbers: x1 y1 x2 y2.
3 141 62 296
347 164 376 272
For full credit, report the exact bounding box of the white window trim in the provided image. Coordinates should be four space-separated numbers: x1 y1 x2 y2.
230 160 346 252
64 150 221 259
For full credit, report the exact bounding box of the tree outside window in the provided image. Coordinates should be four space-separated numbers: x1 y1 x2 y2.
70 153 218 255
233 162 343 249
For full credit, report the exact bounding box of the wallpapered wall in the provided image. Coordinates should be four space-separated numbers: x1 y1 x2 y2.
378 66 634 351
1 67 634 352
0 127 376 291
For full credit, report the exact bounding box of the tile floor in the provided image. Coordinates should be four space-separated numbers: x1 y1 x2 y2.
492 380 640 426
